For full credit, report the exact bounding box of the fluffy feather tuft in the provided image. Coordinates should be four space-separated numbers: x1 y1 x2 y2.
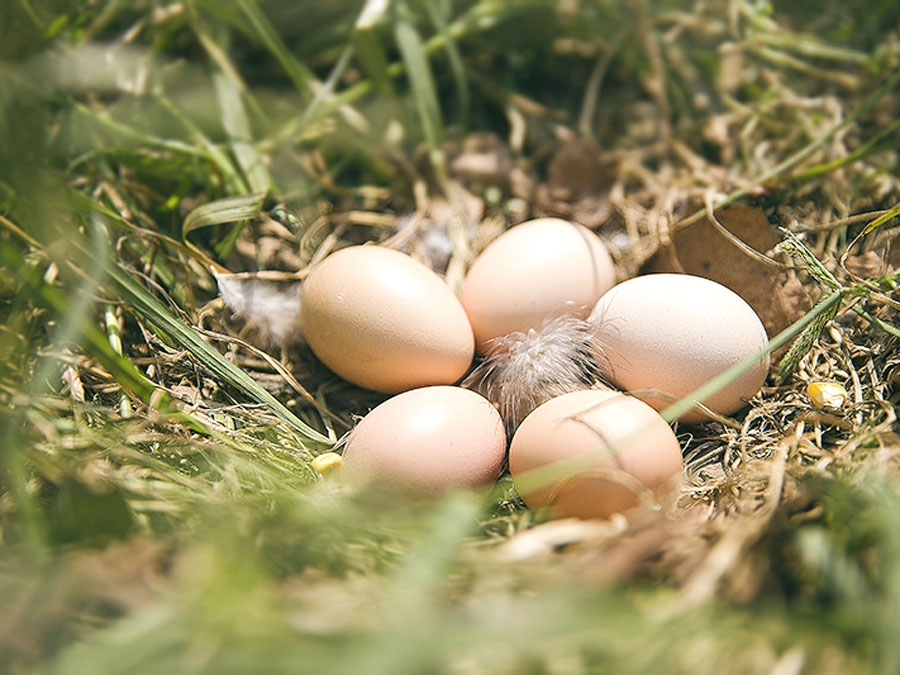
462 314 612 432
214 270 304 348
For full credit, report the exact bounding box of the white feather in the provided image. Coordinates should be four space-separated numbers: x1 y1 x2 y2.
214 270 304 347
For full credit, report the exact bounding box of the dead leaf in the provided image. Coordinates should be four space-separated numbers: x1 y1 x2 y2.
843 250 888 279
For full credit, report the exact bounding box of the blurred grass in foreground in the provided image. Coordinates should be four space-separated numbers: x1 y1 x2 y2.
2 0 900 672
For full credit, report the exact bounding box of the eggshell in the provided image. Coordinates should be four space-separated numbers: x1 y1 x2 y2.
341 386 507 494
459 218 617 352
508 389 683 520
300 245 475 394
589 274 770 422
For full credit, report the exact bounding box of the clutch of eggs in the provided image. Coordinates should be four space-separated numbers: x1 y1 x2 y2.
299 217 619 394
291 219 772 517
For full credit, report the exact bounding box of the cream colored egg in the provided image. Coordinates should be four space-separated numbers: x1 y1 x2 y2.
341 386 507 494
589 274 770 422
459 218 617 352
300 245 475 394
509 389 683 520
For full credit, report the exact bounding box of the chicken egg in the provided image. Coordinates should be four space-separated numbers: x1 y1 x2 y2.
509 389 683 520
459 218 617 352
589 274 769 422
300 245 475 394
341 386 507 494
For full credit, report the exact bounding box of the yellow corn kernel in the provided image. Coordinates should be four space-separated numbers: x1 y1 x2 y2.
806 382 848 410
312 452 343 475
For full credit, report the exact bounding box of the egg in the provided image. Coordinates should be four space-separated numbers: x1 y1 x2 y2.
341 386 507 494
589 274 770 422
300 245 475 394
459 218 617 352
508 389 683 520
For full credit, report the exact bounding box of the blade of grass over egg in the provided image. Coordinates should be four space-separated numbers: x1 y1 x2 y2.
658 290 845 421
512 290 846 497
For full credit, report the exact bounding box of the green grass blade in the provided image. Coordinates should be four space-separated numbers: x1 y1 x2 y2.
353 0 394 96
13 200 333 449
152 91 249 194
787 118 900 184
181 192 266 270
863 201 900 235
424 0 469 129
104 303 134 419
676 65 900 229
514 289 847 496
393 2 445 166
0 235 165 407
70 100 210 161
661 289 846 420
234 0 317 99
776 228 843 291
101 252 333 450
213 69 275 195
775 293 845 384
